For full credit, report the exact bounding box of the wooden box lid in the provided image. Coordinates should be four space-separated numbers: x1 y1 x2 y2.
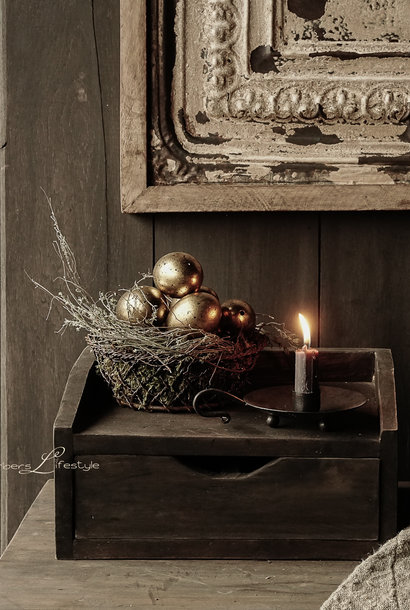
55 347 396 458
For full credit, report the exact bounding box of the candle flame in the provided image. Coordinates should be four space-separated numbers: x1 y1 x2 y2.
298 313 311 348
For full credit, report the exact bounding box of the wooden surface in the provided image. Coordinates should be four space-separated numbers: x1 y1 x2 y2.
128 184 410 213
3 0 410 560
67 349 381 459
55 347 395 560
1 0 152 550
320 212 410 479
0 0 6 552
75 455 379 543
0 480 359 609
120 0 147 211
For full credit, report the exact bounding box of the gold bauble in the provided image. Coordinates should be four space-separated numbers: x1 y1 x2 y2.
166 292 222 333
197 285 218 299
115 286 168 325
153 252 203 298
220 299 256 335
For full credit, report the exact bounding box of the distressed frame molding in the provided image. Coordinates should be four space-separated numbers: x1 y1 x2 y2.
120 0 147 211
203 0 410 124
120 0 410 213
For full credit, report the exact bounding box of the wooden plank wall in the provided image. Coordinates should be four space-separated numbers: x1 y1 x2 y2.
320 213 410 479
1 0 152 549
1 0 410 549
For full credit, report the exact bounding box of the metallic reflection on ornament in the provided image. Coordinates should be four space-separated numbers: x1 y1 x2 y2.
153 252 203 298
193 385 368 432
166 292 222 332
220 299 256 335
115 286 168 325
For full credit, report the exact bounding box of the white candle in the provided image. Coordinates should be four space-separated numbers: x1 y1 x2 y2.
294 314 319 411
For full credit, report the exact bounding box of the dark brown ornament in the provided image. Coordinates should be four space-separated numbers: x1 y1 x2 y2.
166 292 222 332
220 299 256 335
116 286 168 325
153 252 203 298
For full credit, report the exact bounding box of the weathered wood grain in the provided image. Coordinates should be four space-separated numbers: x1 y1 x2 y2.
2 0 154 551
127 184 410 213
75 454 379 544
375 350 398 540
120 0 147 212
320 212 410 479
54 347 396 560
0 480 359 609
62 350 379 459
54 348 96 560
3 0 409 565
3 0 108 544
0 0 6 553
92 0 153 289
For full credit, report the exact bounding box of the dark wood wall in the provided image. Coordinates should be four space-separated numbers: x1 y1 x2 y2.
1 0 410 548
1 0 152 548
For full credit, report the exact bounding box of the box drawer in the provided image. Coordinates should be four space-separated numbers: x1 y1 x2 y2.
74 454 379 541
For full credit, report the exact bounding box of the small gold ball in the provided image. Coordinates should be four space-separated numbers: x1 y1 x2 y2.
153 252 203 298
220 299 256 335
116 286 168 325
166 292 222 333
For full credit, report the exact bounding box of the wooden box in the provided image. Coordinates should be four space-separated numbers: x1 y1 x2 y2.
54 347 397 560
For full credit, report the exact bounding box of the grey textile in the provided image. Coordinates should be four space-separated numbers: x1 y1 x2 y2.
321 527 410 609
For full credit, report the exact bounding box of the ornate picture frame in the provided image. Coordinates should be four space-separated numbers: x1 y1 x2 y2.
120 0 410 212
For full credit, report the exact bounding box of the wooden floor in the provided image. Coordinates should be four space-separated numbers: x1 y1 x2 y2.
0 481 359 609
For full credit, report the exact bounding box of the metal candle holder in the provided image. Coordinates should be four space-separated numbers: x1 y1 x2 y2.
193 384 368 431
292 390 320 413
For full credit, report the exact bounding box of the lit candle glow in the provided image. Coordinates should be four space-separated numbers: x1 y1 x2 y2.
293 313 320 412
299 313 311 348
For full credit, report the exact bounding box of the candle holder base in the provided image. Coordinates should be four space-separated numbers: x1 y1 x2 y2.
292 391 320 413
193 384 368 430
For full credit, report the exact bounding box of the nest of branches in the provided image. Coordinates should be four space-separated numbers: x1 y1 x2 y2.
32 199 298 411
90 330 269 411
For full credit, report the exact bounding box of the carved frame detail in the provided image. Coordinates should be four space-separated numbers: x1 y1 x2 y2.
204 0 410 124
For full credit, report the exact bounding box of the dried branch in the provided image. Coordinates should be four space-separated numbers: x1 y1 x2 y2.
31 199 298 408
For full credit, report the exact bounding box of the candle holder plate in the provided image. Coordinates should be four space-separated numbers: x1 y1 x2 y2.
193 384 368 431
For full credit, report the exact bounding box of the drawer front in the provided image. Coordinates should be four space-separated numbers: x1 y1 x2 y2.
74 455 379 541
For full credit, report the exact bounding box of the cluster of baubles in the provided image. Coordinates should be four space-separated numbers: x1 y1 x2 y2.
115 252 256 336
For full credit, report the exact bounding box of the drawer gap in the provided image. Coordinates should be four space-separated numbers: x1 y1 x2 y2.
172 455 274 477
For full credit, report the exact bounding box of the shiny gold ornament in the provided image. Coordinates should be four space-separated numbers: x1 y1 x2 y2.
166 292 222 333
220 299 256 335
153 252 203 298
197 285 218 299
116 286 168 325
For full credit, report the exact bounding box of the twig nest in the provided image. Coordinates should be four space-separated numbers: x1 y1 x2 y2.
166 292 222 332
220 299 256 335
116 286 168 325
153 252 203 298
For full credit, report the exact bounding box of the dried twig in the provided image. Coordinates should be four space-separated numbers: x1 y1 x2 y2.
31 199 298 408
